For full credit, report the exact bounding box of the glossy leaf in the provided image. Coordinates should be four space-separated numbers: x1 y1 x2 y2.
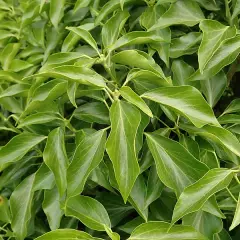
150 0 204 30
198 20 236 72
120 86 153 117
146 133 208 196
128 221 207 240
67 129 106 198
102 10 130 48
172 169 235 224
35 229 103 240
42 187 64 230
43 128 68 196
106 100 141 202
109 31 166 51
0 133 46 171
142 86 219 128
65 195 111 231
33 66 106 88
10 175 35 240
66 27 100 55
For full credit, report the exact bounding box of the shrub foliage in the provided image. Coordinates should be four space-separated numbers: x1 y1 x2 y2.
0 0 240 239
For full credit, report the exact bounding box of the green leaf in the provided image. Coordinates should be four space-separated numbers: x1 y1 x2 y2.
67 82 78 107
222 99 240 115
73 102 110 124
120 86 153 117
50 0 65 29
169 32 202 58
202 35 240 77
33 163 55 191
183 211 223 240
43 128 68 196
17 112 63 128
171 60 195 86
43 187 64 230
95 0 136 25
33 66 106 88
10 175 35 240
0 196 11 223
67 129 106 198
198 20 236 73
35 229 103 240
146 133 208 196
229 193 240 231
112 50 165 77
66 27 100 55
65 195 111 231
172 169 235 224
142 86 219 128
74 0 92 12
128 175 148 222
0 84 30 99
106 100 141 202
232 0 240 20
128 221 208 240
145 165 164 208
201 71 227 108
102 10 130 48
179 123 240 158
0 43 20 71
149 0 204 30
0 133 46 171
109 31 166 51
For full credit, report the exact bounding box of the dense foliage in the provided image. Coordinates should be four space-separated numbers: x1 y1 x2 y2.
0 0 240 239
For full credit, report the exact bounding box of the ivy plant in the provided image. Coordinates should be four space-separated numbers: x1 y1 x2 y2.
1 0 240 239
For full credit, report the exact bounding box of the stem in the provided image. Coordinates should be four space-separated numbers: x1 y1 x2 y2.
234 174 240 184
226 187 238 203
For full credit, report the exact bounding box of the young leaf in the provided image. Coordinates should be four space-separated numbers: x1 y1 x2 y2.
0 133 46 171
172 169 235 224
106 100 141 202
120 86 153 117
142 86 219 128
43 128 68 197
65 195 111 231
149 0 204 30
146 133 208 196
67 129 106 198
